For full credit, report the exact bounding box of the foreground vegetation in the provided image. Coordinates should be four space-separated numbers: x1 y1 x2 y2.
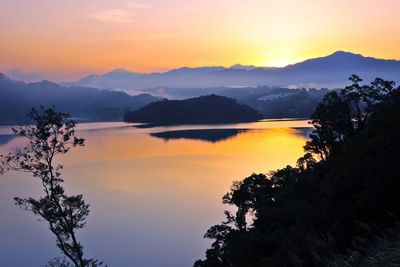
331 225 400 267
0 108 102 266
195 75 400 266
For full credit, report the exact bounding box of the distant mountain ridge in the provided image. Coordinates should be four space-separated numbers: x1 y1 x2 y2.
0 73 161 123
0 72 332 123
61 51 400 90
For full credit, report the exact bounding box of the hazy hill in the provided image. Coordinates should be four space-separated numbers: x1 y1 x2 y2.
0 72 331 123
62 51 400 90
0 73 161 123
137 86 332 119
237 87 332 118
123 94 262 126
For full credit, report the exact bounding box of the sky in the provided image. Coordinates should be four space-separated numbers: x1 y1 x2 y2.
1 0 400 82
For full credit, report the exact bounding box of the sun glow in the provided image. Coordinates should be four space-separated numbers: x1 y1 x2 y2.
0 0 399 81
259 59 297 68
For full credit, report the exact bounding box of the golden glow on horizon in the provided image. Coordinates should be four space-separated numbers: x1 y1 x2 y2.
1 0 400 81
63 128 306 167
0 122 309 200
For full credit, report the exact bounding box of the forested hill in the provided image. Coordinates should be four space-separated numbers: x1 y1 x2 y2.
0 73 161 123
195 76 400 266
123 94 262 126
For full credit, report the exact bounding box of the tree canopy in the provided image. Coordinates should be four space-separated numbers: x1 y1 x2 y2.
195 75 400 266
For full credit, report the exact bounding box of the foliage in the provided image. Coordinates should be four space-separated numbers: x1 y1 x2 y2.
330 226 400 267
305 75 395 161
195 75 400 266
46 257 73 267
0 107 102 266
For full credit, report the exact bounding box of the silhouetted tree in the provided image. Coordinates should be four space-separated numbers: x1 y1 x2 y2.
304 90 353 161
196 76 400 266
222 173 273 232
296 153 316 171
197 173 275 266
0 107 102 266
305 74 395 161
46 256 73 267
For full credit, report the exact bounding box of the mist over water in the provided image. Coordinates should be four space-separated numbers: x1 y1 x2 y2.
0 120 310 266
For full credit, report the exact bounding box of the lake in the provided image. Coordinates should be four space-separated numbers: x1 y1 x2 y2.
0 120 312 267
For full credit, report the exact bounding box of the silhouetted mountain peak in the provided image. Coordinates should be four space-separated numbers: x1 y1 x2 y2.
325 51 367 61
289 51 363 66
165 66 225 75
62 51 400 90
330 51 360 57
35 80 58 87
104 69 143 78
229 64 258 70
108 68 130 74
283 50 399 75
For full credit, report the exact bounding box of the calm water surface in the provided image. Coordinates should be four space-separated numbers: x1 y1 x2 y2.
0 120 311 266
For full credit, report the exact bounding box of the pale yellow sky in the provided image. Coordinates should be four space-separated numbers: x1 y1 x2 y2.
1 0 400 81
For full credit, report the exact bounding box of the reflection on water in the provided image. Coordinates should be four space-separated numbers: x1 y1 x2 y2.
151 129 249 143
0 120 312 267
292 127 315 138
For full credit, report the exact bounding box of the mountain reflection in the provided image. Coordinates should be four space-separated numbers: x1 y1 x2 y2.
151 129 249 143
0 121 309 267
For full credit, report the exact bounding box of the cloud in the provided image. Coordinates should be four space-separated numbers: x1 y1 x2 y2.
88 9 133 23
108 33 173 42
6 68 45 82
128 2 151 9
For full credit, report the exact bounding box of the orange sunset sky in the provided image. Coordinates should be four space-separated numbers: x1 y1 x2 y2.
1 0 400 81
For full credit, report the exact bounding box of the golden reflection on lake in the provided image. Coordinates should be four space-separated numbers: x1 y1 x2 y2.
0 121 311 267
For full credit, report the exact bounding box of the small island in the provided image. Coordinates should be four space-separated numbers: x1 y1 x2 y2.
123 94 262 126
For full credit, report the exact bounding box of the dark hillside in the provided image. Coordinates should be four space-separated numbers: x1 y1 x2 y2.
0 73 160 123
123 94 262 125
195 76 400 266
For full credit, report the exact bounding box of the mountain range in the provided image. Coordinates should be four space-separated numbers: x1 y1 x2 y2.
0 73 161 123
2 51 399 124
61 51 400 90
